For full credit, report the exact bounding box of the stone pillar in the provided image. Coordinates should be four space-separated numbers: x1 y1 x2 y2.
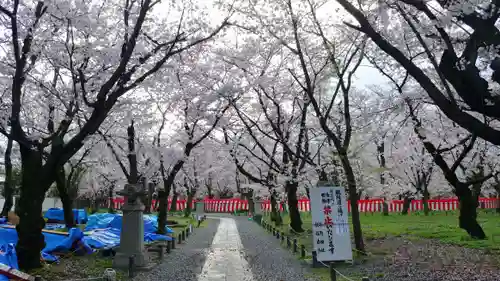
254 200 263 215
113 184 148 269
195 201 204 215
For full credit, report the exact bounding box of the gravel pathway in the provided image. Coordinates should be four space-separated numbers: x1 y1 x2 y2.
340 237 500 281
235 217 321 281
133 216 500 281
197 217 254 281
136 215 320 281
133 218 220 281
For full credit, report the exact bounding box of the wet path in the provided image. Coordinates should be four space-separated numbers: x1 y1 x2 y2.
235 216 320 281
197 217 254 281
132 218 220 281
134 215 319 281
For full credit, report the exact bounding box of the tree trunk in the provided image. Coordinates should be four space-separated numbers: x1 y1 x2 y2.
339 154 365 253
153 194 159 211
457 185 486 239
144 182 154 214
16 149 49 270
158 159 186 234
90 199 98 214
496 190 500 213
382 201 389 216
59 190 75 228
1 138 14 217
319 169 328 181
270 191 282 225
285 181 303 233
471 181 482 209
377 142 389 216
184 191 194 217
55 168 75 228
157 190 168 235
423 187 430 216
246 189 255 215
330 159 341 186
127 121 139 184
139 178 148 211
402 196 412 215
235 169 241 194
108 186 115 214
170 192 178 212
157 173 172 234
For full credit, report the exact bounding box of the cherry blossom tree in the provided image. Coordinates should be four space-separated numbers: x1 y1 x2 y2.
389 126 435 215
53 144 94 227
335 0 500 145
0 0 230 269
153 45 238 233
223 122 286 224
334 0 500 236
405 99 496 238
359 29 496 236
190 138 237 199
0 133 14 217
239 0 366 252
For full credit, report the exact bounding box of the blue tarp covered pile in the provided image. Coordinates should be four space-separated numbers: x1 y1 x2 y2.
84 213 174 234
0 212 175 279
83 213 174 249
0 243 18 281
0 227 93 280
44 208 88 224
0 227 93 262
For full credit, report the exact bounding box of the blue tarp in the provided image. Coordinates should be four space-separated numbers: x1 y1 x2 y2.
44 208 88 224
83 228 121 249
0 212 173 279
45 223 66 230
0 226 93 280
82 227 172 250
83 213 173 249
84 213 174 234
0 244 18 281
0 227 93 262
84 213 116 230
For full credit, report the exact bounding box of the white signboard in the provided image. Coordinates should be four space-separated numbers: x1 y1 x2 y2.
310 186 353 261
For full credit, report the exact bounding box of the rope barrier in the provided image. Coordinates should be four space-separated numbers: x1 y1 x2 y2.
261 217 374 281
316 258 357 281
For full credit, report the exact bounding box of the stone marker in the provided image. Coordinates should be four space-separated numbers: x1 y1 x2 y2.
195 201 205 227
113 183 148 269
195 201 205 215
103 268 117 281
254 200 263 215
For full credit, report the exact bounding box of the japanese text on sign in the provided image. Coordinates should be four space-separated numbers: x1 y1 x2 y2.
310 186 353 262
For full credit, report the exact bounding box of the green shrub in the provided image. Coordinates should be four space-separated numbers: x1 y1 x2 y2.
253 214 263 224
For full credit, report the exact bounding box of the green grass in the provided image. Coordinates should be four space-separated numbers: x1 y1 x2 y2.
168 213 208 229
168 215 193 229
263 210 500 280
360 211 500 252
265 210 500 253
29 253 127 281
306 268 374 281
